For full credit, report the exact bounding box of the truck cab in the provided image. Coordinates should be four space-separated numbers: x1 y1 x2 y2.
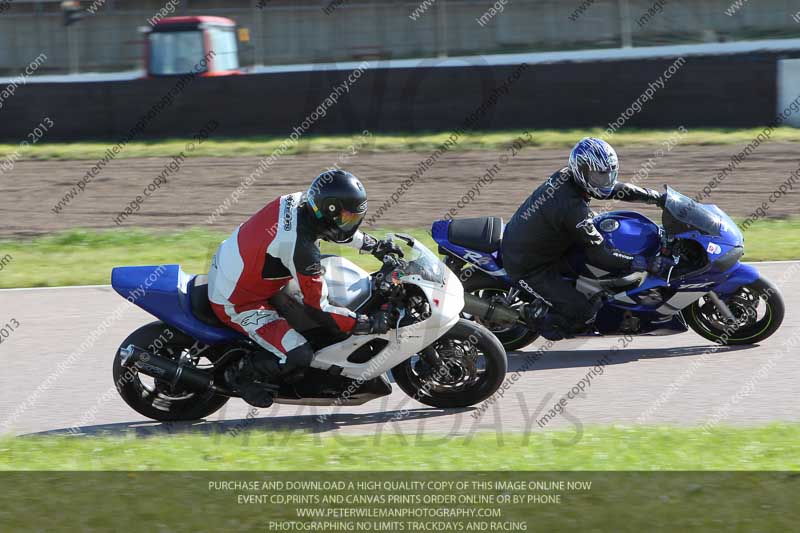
146 16 240 77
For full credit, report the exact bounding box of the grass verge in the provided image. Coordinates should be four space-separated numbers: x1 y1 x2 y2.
3 127 800 161
2 428 799 530
0 227 428 288
2 425 799 470
1 219 798 289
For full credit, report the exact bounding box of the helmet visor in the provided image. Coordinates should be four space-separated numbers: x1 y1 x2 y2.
333 208 365 234
586 168 618 190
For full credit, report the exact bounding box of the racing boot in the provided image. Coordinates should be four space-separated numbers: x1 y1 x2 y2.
280 343 315 385
523 301 567 341
225 350 281 408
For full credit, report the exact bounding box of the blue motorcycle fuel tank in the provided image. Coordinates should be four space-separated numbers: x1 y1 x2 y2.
593 211 661 257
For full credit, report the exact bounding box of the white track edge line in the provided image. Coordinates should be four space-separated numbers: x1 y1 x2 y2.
2 261 798 292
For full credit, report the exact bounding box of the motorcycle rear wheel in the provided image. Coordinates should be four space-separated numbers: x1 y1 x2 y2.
113 321 229 421
462 280 539 352
391 319 507 408
683 277 784 345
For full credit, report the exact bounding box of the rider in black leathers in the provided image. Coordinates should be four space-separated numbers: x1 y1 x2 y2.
501 138 669 340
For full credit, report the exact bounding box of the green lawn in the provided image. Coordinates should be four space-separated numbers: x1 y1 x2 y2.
0 227 429 288
2 428 798 531
2 424 799 470
4 127 800 160
0 219 797 289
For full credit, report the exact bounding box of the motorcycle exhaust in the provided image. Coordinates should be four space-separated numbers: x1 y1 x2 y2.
119 344 214 392
463 293 524 325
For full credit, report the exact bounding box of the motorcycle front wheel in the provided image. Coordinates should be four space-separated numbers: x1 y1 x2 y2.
683 277 785 345
391 319 507 408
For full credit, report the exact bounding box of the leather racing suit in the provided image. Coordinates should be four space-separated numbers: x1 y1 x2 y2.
500 168 662 337
208 192 380 362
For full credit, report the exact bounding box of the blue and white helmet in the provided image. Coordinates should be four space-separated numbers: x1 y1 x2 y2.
568 137 619 199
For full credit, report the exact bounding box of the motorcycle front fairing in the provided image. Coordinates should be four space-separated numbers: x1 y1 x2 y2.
595 188 754 331
592 211 662 258
309 236 465 381
662 186 745 274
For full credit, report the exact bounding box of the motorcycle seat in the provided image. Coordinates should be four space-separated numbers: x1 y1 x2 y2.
188 275 228 328
448 217 504 253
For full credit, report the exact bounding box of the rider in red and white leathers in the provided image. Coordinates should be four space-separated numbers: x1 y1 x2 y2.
208 170 400 406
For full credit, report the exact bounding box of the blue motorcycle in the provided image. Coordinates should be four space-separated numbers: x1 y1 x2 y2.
432 186 784 351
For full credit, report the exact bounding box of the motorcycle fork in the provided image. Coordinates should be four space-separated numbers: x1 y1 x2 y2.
707 290 737 323
419 345 446 377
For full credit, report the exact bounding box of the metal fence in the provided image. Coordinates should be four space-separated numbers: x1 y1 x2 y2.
1 0 799 74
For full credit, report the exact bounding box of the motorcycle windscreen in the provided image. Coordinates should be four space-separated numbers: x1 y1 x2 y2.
321 256 372 311
662 186 721 236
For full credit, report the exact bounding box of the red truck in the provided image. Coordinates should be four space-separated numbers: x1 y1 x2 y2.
145 16 241 77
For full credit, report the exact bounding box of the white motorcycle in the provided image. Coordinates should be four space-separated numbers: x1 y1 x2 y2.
111 234 507 421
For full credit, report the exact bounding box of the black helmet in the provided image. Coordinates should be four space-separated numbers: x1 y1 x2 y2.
305 170 368 243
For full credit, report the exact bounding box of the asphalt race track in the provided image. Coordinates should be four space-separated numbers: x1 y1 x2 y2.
1 262 798 439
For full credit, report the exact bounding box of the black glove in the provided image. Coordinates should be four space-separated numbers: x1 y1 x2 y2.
641 188 663 206
656 192 667 208
352 310 390 335
371 239 404 261
633 254 674 277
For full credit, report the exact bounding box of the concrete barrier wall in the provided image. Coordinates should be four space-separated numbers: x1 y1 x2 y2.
0 52 781 142
1 0 799 73
778 58 800 126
